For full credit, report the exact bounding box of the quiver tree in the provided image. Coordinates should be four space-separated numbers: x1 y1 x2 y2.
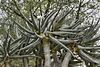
10 1 100 67
0 1 100 67
0 33 38 67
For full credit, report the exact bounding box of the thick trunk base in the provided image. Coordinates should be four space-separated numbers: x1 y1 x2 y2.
43 38 51 67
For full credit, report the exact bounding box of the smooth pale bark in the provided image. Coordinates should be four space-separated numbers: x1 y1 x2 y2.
43 38 51 67
41 60 44 67
61 51 72 67
22 58 29 67
5 62 11 67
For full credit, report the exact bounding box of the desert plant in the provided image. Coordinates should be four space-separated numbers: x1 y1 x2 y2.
0 33 39 67
0 1 100 67
11 2 100 67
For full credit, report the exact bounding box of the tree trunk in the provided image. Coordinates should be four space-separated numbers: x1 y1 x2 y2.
43 38 51 67
61 51 72 67
4 62 11 67
36 58 43 67
52 52 61 67
22 58 29 67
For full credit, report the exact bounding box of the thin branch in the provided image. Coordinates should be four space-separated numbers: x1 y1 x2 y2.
76 1 82 19
45 0 50 14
